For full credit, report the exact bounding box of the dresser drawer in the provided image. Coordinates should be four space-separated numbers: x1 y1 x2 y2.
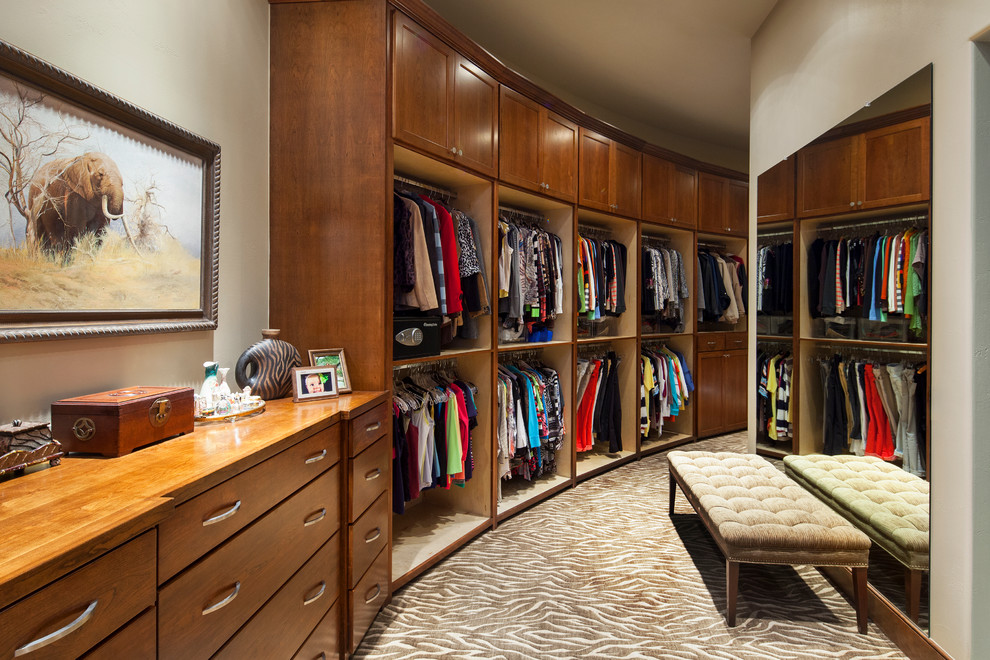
348 404 388 457
159 464 339 660
159 424 340 583
698 333 724 351
81 608 155 660
348 546 389 653
349 491 389 588
724 332 748 350
214 534 340 660
350 434 389 521
0 530 156 660
292 598 340 660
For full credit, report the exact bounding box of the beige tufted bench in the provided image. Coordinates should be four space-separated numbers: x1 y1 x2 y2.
783 454 929 622
667 451 872 632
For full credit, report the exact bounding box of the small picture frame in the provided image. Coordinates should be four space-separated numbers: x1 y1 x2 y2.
292 366 339 402
308 348 352 394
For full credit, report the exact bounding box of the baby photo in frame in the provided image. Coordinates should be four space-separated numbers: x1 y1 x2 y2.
292 365 339 402
308 348 352 393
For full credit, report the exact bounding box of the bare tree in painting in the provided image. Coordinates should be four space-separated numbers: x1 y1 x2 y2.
0 86 87 246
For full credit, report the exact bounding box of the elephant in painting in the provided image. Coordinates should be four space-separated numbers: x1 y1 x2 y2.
27 152 125 253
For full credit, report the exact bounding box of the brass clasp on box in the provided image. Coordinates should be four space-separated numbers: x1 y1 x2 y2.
149 397 172 428
72 417 96 441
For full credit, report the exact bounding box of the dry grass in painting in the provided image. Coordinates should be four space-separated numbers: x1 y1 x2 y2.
0 232 199 311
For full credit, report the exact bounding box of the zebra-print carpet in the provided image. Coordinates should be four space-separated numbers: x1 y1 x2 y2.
356 433 908 659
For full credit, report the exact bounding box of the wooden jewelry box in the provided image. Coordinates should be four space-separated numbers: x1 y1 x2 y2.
51 386 195 457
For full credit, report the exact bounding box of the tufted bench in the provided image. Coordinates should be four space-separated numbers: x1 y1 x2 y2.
667 451 872 632
783 454 929 622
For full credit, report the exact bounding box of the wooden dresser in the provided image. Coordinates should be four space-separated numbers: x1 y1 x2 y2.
0 392 389 659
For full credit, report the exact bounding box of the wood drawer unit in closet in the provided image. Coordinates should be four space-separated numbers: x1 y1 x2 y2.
499 85 579 202
80 608 156 660
348 547 390 654
158 424 341 582
350 434 390 520
158 465 340 660
349 492 390 588
724 332 748 350
696 348 748 438
293 599 341 660
698 333 724 352
349 402 389 457
391 11 498 177
0 530 156 659
213 536 340 660
642 153 698 228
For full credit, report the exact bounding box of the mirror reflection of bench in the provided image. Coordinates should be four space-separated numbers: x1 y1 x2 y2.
784 454 929 623
667 451 872 633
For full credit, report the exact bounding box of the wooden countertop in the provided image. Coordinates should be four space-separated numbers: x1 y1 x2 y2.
0 391 388 610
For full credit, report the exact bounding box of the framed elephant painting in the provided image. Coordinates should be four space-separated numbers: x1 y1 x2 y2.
0 39 220 343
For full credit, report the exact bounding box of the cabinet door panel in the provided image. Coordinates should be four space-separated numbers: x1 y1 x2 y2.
611 142 642 218
757 156 795 223
392 14 453 159
860 116 930 209
722 350 749 430
452 56 498 176
642 154 672 224
579 129 611 212
541 111 578 202
796 136 858 218
695 352 724 437
499 87 541 192
671 164 698 228
727 179 748 235
698 173 727 234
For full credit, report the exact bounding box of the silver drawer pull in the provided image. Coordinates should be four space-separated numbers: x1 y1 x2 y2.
364 421 381 433
303 581 327 606
365 468 382 481
304 508 327 527
364 584 382 604
203 582 240 615
305 449 327 464
365 527 382 543
15 600 98 656
203 500 241 526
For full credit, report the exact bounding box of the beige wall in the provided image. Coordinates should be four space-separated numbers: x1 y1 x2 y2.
751 2 990 658
0 0 270 421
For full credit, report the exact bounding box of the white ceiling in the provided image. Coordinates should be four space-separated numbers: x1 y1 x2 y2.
423 0 778 168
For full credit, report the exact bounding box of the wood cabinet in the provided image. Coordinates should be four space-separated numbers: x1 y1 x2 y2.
499 86 578 202
698 172 747 235
757 156 795 223
642 153 697 228
696 345 748 437
797 116 930 218
578 128 642 218
392 11 498 176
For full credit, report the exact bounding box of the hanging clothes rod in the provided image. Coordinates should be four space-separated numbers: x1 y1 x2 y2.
499 348 545 364
817 213 927 235
757 229 793 239
813 343 927 358
393 173 457 200
392 357 459 375
578 224 613 240
498 205 548 224
642 235 672 246
697 241 730 251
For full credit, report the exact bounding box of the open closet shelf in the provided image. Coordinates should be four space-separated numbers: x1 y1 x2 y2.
641 431 694 456
498 339 572 352
799 337 927 351
576 450 636 479
496 474 573 521
393 347 493 367
391 502 492 587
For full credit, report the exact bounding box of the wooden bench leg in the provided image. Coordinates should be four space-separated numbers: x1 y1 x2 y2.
669 468 677 515
853 566 868 634
906 568 922 623
726 560 739 627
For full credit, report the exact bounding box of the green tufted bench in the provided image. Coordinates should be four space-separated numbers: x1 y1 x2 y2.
783 454 929 623
668 451 872 632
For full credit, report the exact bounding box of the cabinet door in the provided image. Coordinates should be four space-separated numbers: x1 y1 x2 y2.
499 86 541 192
452 56 498 176
611 141 642 218
695 351 724 437
722 350 749 431
671 164 698 228
392 13 453 159
541 110 578 202
796 136 858 218
698 172 727 234
726 179 748 235
642 154 673 224
579 128 611 212
757 156 795 223
860 116 930 209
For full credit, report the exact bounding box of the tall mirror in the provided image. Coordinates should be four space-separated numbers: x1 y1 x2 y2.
755 65 933 634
